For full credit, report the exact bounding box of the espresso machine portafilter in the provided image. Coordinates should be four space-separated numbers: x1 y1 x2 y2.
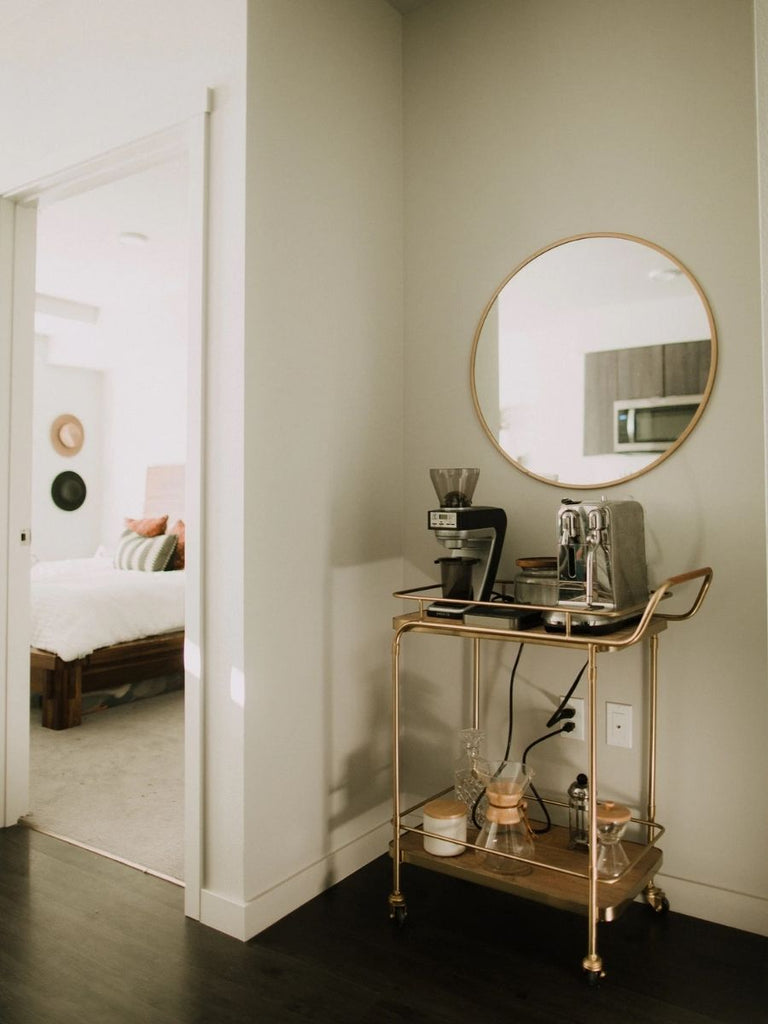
427 468 507 619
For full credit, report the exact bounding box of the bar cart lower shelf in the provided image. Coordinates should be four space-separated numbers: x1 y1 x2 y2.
390 826 662 922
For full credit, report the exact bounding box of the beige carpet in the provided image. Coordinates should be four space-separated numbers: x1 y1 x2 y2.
25 688 184 881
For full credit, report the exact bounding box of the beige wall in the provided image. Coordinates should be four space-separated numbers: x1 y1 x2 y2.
241 0 404 932
402 0 767 933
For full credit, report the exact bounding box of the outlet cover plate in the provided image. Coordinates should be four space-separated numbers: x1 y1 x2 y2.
561 696 584 741
606 701 632 748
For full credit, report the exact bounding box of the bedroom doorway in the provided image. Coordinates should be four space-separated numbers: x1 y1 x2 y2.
26 157 189 882
1 113 208 919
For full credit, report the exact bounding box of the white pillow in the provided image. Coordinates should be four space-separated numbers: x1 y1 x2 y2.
114 530 177 572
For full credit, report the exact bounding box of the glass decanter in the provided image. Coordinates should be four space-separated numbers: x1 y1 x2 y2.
453 729 489 829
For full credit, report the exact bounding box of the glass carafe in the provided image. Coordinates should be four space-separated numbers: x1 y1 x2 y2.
453 729 489 829
475 761 535 874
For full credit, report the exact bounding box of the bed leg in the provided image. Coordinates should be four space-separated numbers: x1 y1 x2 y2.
42 662 83 730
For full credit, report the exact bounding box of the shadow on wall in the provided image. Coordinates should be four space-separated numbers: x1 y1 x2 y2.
327 665 459 845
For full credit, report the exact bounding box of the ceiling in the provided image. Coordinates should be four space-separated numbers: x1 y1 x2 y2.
34 159 189 370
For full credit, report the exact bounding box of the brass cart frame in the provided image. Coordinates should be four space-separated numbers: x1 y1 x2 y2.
388 567 712 982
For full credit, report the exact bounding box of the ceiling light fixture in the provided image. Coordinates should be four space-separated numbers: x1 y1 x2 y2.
118 231 149 246
648 266 683 283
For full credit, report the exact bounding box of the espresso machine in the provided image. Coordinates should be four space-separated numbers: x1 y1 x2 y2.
427 468 507 619
543 498 648 633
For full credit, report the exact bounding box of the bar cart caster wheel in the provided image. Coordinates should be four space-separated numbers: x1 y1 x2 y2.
388 895 407 927
645 884 670 915
582 956 604 986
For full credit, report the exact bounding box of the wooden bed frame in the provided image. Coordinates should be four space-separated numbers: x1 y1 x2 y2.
31 631 185 730
30 464 186 730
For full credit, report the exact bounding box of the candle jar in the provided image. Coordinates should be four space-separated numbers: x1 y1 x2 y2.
423 799 467 857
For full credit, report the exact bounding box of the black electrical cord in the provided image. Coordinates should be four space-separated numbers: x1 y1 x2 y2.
501 643 524 762
546 660 588 728
521 724 575 834
470 643 524 828
469 652 585 831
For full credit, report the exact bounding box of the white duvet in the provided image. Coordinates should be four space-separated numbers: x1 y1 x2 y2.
31 556 185 662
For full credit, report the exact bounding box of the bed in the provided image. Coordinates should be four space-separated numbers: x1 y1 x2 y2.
29 465 186 730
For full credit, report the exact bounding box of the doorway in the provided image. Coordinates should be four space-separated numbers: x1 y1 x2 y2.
1 116 208 919
26 157 189 881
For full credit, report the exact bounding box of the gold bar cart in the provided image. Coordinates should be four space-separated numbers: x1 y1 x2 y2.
388 567 713 983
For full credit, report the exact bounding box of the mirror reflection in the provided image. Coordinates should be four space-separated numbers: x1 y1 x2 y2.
471 234 717 488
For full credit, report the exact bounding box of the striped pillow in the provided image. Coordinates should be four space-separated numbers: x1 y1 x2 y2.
114 530 178 572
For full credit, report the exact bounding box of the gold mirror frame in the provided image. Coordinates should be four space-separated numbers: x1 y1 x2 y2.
470 233 718 489
50 414 85 457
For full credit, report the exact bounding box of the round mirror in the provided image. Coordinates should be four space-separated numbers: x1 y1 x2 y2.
470 233 717 488
50 413 84 457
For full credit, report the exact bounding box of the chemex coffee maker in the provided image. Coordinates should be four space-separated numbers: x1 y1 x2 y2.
427 468 506 619
543 498 649 633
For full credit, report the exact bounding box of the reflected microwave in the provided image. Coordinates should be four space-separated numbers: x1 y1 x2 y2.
613 395 702 453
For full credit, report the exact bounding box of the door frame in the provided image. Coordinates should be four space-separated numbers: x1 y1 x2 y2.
0 103 210 920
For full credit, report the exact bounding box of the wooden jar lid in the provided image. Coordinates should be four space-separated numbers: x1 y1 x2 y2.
515 556 557 570
596 800 631 824
424 799 467 820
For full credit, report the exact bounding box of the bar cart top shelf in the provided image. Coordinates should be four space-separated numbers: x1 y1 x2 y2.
392 566 713 653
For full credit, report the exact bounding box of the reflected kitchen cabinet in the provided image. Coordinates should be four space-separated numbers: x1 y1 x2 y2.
663 339 710 396
618 345 663 399
584 340 709 456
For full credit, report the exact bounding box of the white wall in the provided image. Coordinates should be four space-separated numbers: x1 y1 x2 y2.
241 0 404 932
31 351 104 559
33 156 189 556
99 299 188 547
402 0 768 935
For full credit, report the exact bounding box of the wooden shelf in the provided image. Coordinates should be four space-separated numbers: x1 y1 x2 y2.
392 825 662 923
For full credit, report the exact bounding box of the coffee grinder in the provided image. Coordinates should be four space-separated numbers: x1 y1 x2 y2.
427 468 507 619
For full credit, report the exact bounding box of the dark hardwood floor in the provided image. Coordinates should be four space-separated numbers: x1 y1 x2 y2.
0 826 765 1023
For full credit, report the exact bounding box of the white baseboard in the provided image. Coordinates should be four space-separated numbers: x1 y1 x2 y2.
200 821 391 942
654 872 768 936
199 832 768 942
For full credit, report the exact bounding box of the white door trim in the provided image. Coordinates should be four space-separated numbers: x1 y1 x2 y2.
1 103 211 920
2 200 36 827
0 196 35 828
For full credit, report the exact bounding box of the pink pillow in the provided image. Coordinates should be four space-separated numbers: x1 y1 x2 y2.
124 514 168 537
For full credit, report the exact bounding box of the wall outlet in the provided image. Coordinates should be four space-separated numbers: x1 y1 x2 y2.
606 701 632 748
561 696 584 741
